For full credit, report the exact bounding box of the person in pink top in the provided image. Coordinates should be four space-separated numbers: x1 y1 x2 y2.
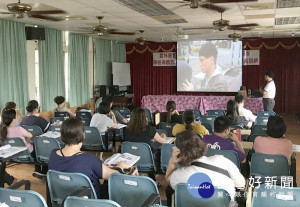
1 108 47 179
253 116 293 164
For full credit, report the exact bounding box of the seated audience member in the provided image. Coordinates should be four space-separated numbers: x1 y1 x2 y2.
172 109 208 137
253 116 293 164
48 118 127 198
226 100 251 129
90 102 117 135
235 94 257 125
202 116 246 163
1 102 23 126
166 131 245 203
102 95 128 124
1 108 47 178
21 100 50 132
124 107 166 147
166 101 183 124
52 96 75 117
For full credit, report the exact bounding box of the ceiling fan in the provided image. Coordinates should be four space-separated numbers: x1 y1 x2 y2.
136 30 155 45
0 0 66 21
166 0 232 12
184 11 258 32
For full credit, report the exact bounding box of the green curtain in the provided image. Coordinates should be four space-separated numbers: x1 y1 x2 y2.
68 33 89 107
94 39 112 85
38 28 65 112
112 41 126 62
0 19 29 114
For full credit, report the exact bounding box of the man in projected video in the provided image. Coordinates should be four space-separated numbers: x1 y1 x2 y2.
182 42 228 91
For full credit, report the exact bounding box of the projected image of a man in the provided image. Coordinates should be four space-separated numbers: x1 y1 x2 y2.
182 42 228 92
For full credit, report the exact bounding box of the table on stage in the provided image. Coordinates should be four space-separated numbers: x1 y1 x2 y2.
141 95 264 115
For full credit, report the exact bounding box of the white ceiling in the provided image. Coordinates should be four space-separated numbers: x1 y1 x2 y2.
0 0 300 42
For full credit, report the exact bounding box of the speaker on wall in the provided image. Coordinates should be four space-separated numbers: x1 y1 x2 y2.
94 85 106 98
25 27 45 40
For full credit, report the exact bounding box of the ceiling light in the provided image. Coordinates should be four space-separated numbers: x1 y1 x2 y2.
292 32 295 37
97 32 103 36
34 25 38 28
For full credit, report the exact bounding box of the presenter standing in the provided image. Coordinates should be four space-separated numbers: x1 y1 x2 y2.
260 71 276 111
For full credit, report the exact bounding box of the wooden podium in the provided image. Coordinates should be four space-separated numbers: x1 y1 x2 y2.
112 96 132 108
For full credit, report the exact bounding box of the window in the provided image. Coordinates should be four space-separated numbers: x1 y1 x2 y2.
63 31 69 102
34 48 40 103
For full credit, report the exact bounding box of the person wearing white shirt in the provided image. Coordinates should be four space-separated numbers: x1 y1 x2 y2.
235 94 257 124
165 131 245 205
259 71 276 111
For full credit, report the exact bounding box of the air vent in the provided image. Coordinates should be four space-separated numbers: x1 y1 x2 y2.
277 0 300 8
115 0 187 24
275 16 300 25
242 3 274 10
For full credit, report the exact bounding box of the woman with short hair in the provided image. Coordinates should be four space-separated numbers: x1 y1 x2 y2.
166 101 182 124
52 96 75 117
48 118 127 199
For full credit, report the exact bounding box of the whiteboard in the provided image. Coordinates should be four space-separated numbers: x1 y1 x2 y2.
112 62 131 86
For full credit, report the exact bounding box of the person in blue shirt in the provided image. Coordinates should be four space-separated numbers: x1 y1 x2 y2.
48 117 128 198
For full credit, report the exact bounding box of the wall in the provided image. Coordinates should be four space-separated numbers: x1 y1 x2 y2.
126 39 300 113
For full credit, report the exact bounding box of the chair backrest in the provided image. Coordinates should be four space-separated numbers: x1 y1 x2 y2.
254 117 269 126
143 108 153 125
206 110 225 117
206 149 240 170
34 136 61 164
156 129 167 136
50 117 65 124
251 125 268 137
49 125 62 132
161 143 175 173
22 125 43 138
252 184 300 207
230 124 243 130
250 153 289 177
109 174 160 207
115 108 130 119
3 137 34 163
0 188 47 207
47 170 97 207
257 111 276 118
175 183 230 207
54 111 70 118
76 111 92 119
189 109 202 121
200 115 217 133
82 126 105 151
121 141 156 172
64 196 121 207
76 107 90 112
158 122 177 137
201 122 213 134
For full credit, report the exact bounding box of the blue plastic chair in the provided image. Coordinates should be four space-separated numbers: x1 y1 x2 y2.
257 111 276 118
143 108 153 125
76 111 92 126
109 174 160 207
159 122 177 137
0 188 47 207
121 141 156 172
250 153 289 181
252 184 300 207
47 170 97 207
54 111 70 119
200 115 217 133
115 108 130 119
34 136 61 164
156 129 167 136
175 183 231 207
49 125 62 132
81 126 107 151
22 125 43 139
254 117 269 125
161 143 175 173
201 122 213 134
3 137 34 163
64 196 121 207
206 110 225 117
206 149 240 170
189 109 202 121
250 125 268 136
